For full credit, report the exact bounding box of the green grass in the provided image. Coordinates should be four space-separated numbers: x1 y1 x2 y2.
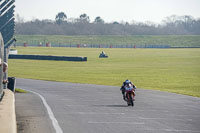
15 88 27 93
16 35 200 47
8 47 200 97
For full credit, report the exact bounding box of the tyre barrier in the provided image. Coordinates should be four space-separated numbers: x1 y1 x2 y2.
7 77 16 92
9 54 87 61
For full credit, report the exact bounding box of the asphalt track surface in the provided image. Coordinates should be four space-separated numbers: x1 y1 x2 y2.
16 78 200 133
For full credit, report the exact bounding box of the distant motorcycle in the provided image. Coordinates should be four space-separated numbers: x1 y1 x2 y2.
124 83 135 106
99 53 108 58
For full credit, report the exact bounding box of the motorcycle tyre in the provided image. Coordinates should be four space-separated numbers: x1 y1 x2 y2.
129 93 134 106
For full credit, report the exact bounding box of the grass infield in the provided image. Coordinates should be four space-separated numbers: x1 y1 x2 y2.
8 47 200 97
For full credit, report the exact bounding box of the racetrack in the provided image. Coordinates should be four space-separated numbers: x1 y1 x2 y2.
16 78 200 133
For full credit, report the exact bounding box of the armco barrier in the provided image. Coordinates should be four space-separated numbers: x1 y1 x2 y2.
9 54 87 61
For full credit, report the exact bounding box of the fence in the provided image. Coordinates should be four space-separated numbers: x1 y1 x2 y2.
0 0 16 93
16 43 171 48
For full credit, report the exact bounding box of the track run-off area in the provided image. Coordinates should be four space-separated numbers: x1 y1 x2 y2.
16 78 200 133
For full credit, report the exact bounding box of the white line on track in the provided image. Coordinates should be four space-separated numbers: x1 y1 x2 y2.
25 89 63 133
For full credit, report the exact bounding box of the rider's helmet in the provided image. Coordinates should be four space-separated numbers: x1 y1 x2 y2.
125 79 130 84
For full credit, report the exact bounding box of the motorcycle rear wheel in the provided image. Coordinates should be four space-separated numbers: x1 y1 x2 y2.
129 93 134 106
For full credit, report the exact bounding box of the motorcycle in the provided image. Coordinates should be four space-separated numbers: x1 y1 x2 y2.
124 84 135 106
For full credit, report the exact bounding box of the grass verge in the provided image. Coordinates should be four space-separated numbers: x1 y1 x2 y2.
8 47 200 97
15 88 27 93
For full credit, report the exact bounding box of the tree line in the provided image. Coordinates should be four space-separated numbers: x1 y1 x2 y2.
15 12 200 35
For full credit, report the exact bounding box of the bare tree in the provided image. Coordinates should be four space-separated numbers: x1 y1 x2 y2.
15 14 24 23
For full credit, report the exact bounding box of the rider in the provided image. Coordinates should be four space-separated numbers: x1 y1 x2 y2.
120 79 136 100
101 51 106 56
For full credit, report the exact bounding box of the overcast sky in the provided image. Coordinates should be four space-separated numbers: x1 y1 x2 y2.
15 0 200 23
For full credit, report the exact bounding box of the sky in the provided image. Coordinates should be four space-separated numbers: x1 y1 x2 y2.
15 0 200 23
